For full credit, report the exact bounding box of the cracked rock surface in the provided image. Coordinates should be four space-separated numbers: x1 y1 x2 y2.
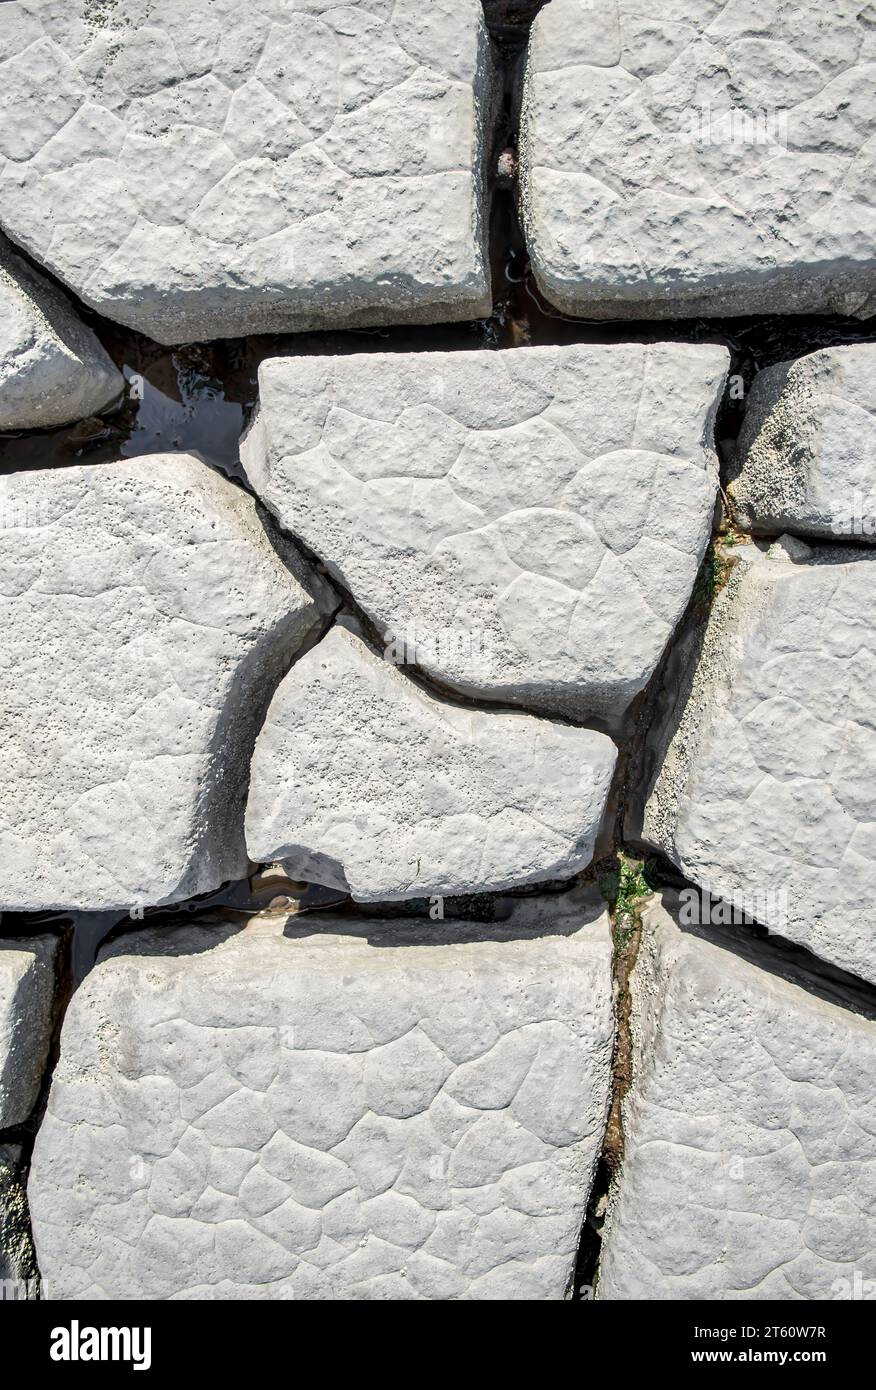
0 935 60 1128
633 541 876 986
28 889 613 1300
245 619 617 901
520 0 876 320
0 0 492 344
0 454 334 912
0 234 123 429
598 894 876 1300
730 344 876 541
242 342 728 724
3 0 876 1310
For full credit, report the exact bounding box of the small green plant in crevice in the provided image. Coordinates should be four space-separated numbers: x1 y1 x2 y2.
693 543 732 610
595 851 655 1183
616 855 650 914
597 852 653 952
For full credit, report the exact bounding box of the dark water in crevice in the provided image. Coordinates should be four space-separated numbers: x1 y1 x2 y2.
4 245 873 489
1 869 586 985
627 850 876 1022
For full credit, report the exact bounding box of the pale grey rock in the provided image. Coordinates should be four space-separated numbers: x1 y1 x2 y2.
241 343 728 724
0 1144 39 1294
0 936 60 1127
599 894 876 1300
633 542 876 984
246 620 616 900
0 455 334 912
0 236 122 430
520 0 876 320
0 0 492 344
29 889 614 1300
730 345 876 542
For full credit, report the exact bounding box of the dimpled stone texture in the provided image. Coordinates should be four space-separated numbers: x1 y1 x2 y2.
598 895 876 1300
0 234 122 429
241 342 728 724
730 345 876 542
0 454 333 912
520 0 876 320
245 620 617 900
635 543 876 985
0 0 492 344
28 891 614 1300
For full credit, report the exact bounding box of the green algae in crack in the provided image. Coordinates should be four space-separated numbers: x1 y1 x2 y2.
693 543 734 611
598 852 652 954
572 853 654 1297
597 853 655 1178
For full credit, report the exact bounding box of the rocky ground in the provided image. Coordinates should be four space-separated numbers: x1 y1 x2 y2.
0 0 875 1302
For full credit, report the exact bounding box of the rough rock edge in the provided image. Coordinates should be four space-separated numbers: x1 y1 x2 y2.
595 889 876 1298
0 458 339 912
631 539 876 862
0 1144 38 1293
0 9 496 345
29 887 616 1301
517 11 876 323
241 341 729 730
0 235 123 430
0 935 61 1130
245 615 618 902
729 349 876 541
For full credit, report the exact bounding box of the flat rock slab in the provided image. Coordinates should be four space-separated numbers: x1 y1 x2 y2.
29 890 613 1300
599 895 876 1300
0 0 491 344
0 236 122 430
0 935 60 1128
246 620 616 900
731 345 876 541
633 541 876 985
520 0 876 320
242 343 727 724
0 454 333 912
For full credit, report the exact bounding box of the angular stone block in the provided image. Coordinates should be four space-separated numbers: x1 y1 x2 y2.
0 0 492 344
633 541 876 984
246 620 616 900
598 895 876 1300
0 935 60 1128
242 343 728 724
0 455 333 911
29 891 613 1300
0 235 122 430
520 0 876 319
731 345 876 542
